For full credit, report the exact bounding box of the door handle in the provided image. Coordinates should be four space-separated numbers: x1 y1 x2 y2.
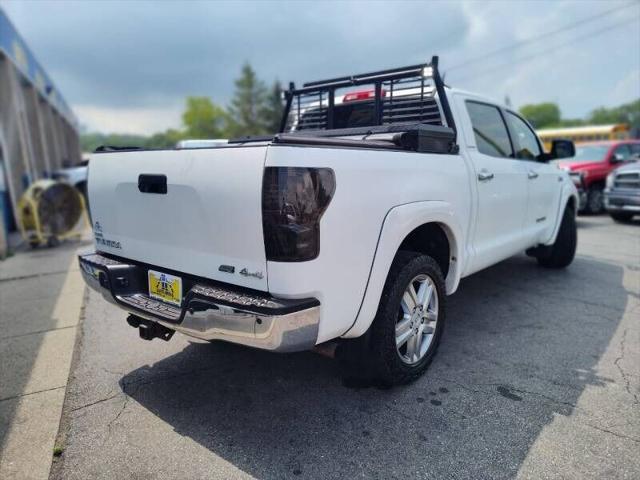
477 170 494 182
528 170 539 179
138 174 167 194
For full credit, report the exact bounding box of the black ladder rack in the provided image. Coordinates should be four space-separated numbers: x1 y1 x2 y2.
279 55 458 152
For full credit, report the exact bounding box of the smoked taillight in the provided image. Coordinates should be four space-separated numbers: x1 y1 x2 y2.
262 167 336 262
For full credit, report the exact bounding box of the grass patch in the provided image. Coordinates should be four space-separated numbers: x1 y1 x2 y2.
53 445 64 457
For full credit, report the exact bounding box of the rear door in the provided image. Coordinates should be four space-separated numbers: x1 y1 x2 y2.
88 145 269 291
504 110 561 241
458 98 530 273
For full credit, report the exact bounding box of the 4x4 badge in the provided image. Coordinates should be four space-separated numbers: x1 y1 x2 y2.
239 268 263 279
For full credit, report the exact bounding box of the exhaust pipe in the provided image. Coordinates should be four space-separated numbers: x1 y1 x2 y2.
126 314 175 341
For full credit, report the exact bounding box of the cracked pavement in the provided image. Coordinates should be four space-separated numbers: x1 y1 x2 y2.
51 215 639 479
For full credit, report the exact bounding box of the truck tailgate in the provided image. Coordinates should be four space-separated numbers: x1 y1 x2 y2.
88 146 269 291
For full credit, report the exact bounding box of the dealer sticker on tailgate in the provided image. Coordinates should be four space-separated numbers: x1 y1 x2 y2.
148 270 182 306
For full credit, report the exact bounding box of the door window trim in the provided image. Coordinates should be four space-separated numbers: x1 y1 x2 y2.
613 144 632 161
504 109 545 162
465 100 516 160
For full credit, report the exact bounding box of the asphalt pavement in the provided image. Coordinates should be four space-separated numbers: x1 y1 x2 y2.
50 215 639 479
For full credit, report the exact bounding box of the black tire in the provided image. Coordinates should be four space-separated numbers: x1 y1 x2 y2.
365 251 446 385
537 206 577 268
584 185 604 214
610 212 634 223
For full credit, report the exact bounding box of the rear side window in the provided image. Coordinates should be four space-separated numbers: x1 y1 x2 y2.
505 112 542 160
334 102 377 128
465 101 513 158
299 102 378 129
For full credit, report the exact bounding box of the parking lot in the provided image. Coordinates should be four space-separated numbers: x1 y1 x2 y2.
29 215 640 479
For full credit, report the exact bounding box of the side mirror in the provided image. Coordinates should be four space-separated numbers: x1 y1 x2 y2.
549 139 575 160
611 153 625 163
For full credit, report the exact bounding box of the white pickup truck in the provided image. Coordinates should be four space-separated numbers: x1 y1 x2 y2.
79 57 578 384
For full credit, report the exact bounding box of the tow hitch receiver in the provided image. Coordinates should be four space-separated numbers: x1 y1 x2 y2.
126 314 175 341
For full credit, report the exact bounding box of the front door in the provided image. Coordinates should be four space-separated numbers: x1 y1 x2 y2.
504 111 561 242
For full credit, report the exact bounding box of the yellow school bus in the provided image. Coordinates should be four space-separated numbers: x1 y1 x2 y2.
537 124 630 151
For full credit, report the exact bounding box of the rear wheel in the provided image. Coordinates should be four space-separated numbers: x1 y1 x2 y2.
536 206 577 268
366 251 446 385
610 212 634 223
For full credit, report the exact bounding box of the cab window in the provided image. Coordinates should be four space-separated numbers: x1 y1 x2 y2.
505 112 542 160
613 144 631 161
465 101 513 158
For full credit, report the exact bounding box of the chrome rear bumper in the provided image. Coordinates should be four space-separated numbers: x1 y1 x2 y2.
78 253 320 352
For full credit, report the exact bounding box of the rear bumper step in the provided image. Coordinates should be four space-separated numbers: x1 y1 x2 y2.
78 252 320 352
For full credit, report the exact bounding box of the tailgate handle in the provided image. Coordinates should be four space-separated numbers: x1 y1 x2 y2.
138 174 167 194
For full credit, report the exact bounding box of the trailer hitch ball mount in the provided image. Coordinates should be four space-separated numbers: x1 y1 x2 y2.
126 314 175 342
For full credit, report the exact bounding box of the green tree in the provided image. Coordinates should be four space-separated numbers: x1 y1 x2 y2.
228 63 268 136
182 96 229 139
557 118 585 128
588 99 640 130
144 129 185 149
260 80 284 133
519 103 561 128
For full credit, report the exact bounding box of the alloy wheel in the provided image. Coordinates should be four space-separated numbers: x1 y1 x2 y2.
395 274 439 364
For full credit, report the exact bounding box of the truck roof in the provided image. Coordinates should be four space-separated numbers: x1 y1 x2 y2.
445 86 503 107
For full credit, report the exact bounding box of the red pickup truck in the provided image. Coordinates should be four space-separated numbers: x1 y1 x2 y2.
557 140 640 213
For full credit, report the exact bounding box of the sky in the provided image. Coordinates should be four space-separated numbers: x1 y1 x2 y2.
1 0 639 136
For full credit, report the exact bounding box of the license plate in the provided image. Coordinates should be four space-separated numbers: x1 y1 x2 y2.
148 270 182 306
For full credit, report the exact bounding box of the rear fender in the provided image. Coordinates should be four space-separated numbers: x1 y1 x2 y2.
342 201 465 339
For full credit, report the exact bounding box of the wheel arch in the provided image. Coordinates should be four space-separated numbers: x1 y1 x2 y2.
341 201 466 339
398 222 454 279
544 184 579 245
